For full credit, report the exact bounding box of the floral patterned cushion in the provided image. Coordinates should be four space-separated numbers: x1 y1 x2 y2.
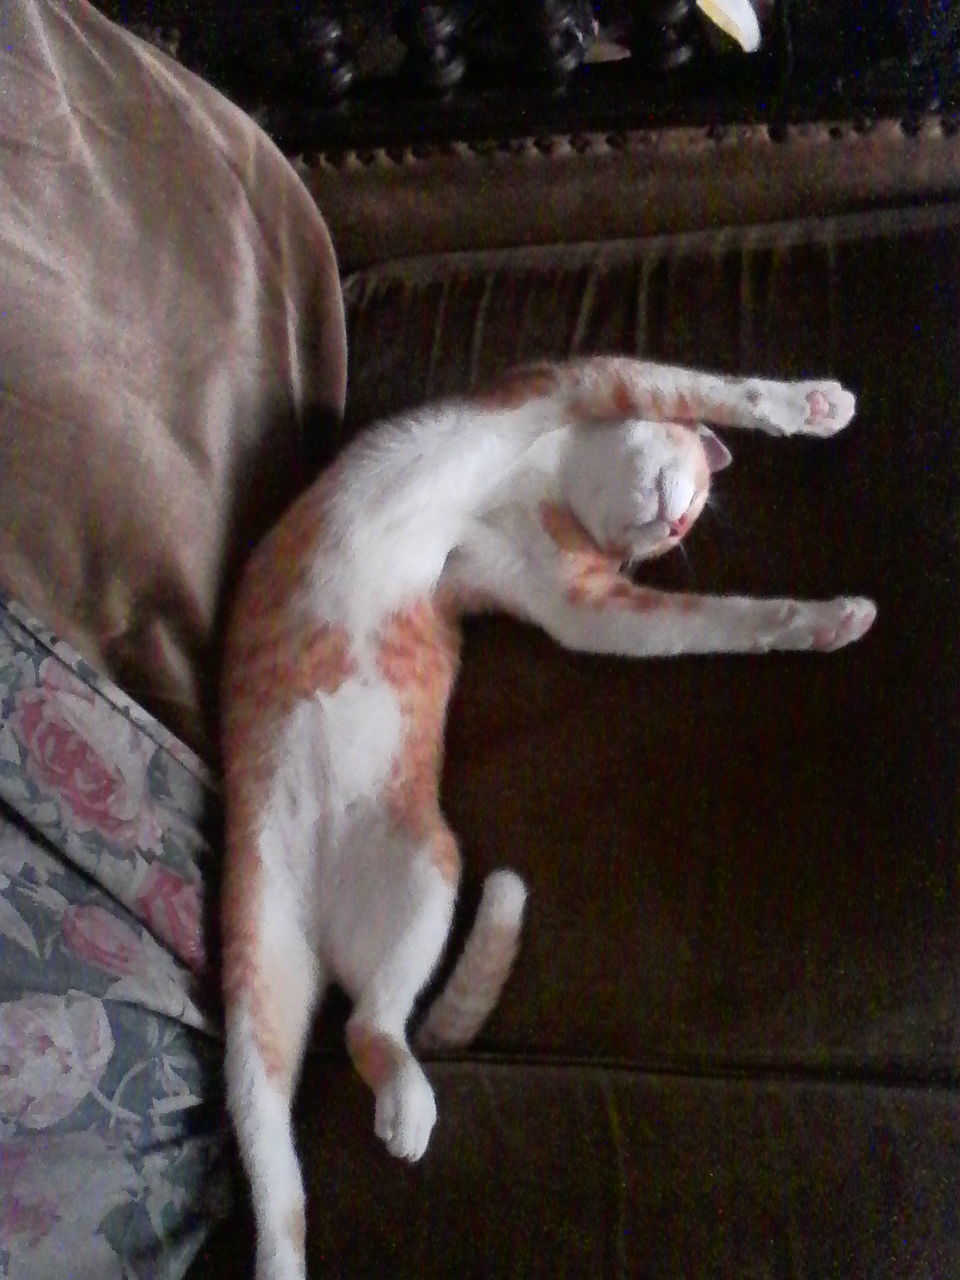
0 596 226 1279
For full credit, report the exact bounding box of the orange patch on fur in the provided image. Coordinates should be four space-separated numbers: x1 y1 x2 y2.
377 600 462 839
256 1031 290 1087
567 578 664 611
539 501 602 556
235 994 290 1087
475 364 558 409
611 376 635 417
219 477 356 1104
346 1024 403 1092
417 917 522 1050
431 827 462 886
227 622 354 698
222 932 297 1090
285 1205 306 1257
541 502 629 601
294 623 355 697
540 501 675 613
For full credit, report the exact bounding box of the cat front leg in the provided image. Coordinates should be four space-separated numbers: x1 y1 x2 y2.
485 357 857 439
527 503 876 654
563 357 857 439
546 581 877 658
731 378 857 439
444 528 876 659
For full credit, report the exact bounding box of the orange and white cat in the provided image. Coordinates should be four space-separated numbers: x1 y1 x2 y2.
220 356 876 1280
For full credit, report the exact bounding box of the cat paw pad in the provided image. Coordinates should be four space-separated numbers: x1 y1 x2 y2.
749 380 856 438
804 389 838 428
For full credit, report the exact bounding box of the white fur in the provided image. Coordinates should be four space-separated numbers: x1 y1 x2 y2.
319 675 402 815
225 1006 308 1280
223 359 874 1280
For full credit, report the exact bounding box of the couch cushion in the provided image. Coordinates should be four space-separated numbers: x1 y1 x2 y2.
0 595 222 1279
0 0 347 758
198 1059 960 1280
307 118 960 271
338 201 960 1081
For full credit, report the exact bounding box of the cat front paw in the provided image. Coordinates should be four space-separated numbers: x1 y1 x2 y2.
375 1061 437 1162
747 380 857 438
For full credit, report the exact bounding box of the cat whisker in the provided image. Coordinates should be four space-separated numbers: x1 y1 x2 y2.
700 495 730 532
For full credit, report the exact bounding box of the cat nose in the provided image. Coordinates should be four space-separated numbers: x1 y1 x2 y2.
668 513 690 538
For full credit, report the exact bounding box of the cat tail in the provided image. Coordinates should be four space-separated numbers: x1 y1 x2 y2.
415 869 527 1051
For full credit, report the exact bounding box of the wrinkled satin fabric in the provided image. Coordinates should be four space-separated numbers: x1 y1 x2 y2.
0 0 346 757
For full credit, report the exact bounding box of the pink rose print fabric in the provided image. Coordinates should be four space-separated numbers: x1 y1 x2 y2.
61 905 148 979
134 864 206 973
0 594 224 1278
10 661 163 851
0 1132 164 1277
0 1145 62 1249
0 994 113 1129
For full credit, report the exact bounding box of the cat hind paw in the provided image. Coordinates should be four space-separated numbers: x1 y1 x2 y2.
375 1062 437 1162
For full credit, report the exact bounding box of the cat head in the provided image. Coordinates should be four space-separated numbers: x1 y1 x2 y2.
559 420 732 564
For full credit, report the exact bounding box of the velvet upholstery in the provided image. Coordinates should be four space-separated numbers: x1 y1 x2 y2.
198 200 960 1277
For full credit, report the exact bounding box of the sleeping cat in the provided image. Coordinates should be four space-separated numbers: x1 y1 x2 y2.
220 355 876 1280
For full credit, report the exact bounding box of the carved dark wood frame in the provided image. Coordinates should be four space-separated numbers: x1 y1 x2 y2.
100 3 960 152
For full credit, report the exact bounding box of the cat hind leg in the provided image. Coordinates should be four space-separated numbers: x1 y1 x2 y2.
342 826 461 1162
224 871 323 1280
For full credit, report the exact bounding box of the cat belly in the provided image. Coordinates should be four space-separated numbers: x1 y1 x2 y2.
254 672 403 891
318 672 404 809
315 810 454 1001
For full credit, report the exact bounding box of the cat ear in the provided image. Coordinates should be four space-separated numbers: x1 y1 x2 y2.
696 425 733 473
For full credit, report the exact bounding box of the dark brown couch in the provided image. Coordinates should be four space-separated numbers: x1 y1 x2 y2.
206 130 960 1278
3 3 957 1276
